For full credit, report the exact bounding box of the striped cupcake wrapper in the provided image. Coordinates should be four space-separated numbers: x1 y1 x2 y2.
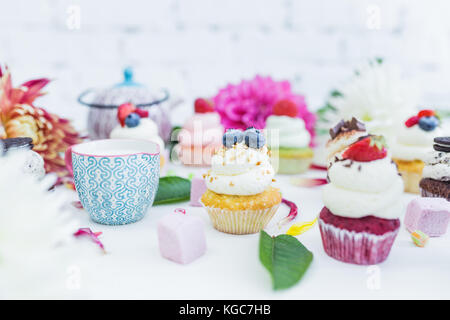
202 204 280 235
318 218 399 265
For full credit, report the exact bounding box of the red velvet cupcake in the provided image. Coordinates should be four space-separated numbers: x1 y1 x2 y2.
321 122 404 265
318 207 400 265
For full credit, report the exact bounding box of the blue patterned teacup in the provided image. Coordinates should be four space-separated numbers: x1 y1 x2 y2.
65 139 160 225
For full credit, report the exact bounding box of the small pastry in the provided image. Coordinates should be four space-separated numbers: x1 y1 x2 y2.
200 128 282 235
419 137 450 200
157 209 207 264
265 100 313 174
0 137 45 179
392 109 443 194
404 198 450 237
110 103 165 166
177 98 224 166
319 122 403 265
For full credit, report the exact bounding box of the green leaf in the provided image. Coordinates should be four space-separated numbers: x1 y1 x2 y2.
153 176 191 205
259 230 313 290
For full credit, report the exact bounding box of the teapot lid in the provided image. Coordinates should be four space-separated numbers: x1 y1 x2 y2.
78 67 169 109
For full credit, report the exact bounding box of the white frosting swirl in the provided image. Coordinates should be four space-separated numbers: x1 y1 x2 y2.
205 143 274 195
422 151 450 181
391 125 442 161
110 118 165 151
265 115 311 148
323 151 404 219
328 155 399 193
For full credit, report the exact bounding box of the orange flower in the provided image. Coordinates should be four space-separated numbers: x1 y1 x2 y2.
0 66 82 177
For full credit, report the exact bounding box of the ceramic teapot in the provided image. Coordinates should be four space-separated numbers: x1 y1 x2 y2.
78 68 181 141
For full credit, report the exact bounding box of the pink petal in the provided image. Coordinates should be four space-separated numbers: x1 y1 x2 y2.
71 201 84 209
310 164 327 171
277 198 299 227
74 228 105 252
290 177 328 187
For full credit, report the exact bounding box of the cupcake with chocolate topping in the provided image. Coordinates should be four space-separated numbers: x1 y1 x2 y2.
319 120 403 265
419 137 450 200
200 128 282 234
392 109 443 194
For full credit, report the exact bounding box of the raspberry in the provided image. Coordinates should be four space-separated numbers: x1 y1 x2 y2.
405 115 419 127
194 98 214 113
272 99 298 117
342 136 387 162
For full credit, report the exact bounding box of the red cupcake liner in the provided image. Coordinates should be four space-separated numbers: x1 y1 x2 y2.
318 218 399 265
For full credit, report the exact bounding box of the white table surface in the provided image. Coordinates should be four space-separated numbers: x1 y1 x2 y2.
64 163 450 300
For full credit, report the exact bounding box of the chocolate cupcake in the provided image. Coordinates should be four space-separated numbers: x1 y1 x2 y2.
419 137 450 201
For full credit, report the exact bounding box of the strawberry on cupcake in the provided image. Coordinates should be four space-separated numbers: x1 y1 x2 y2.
319 120 404 265
177 98 224 166
265 99 314 174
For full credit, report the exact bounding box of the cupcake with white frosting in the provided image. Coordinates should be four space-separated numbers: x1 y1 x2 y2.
200 128 282 234
319 120 403 265
392 109 443 194
265 100 313 174
110 103 165 167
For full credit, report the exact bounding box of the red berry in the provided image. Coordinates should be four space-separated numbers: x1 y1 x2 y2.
342 136 387 162
134 108 149 118
272 99 298 117
194 98 214 113
405 115 419 127
117 103 136 127
418 109 435 118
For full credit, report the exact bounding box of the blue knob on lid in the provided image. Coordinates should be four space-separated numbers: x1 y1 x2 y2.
123 67 133 83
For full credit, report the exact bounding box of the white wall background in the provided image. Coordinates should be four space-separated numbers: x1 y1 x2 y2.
1 0 450 130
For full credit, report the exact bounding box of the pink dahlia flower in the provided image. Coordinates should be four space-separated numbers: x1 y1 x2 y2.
212 75 316 144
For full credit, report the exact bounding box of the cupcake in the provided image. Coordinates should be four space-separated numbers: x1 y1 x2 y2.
200 128 282 234
392 109 443 194
110 103 165 166
319 122 403 265
265 100 313 174
177 98 224 166
419 137 450 200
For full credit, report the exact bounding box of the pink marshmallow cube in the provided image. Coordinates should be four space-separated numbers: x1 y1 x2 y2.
157 212 207 264
189 177 207 207
405 198 450 237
